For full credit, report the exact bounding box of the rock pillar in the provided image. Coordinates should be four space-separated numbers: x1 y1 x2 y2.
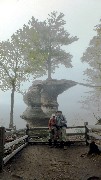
21 79 77 126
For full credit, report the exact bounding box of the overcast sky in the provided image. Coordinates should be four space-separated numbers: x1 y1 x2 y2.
0 0 101 128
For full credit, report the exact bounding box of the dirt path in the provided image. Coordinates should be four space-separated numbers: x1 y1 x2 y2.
0 145 101 180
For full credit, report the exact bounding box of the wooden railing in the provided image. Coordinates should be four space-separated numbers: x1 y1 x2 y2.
4 135 28 164
0 123 101 171
0 127 28 171
85 124 101 150
26 125 86 144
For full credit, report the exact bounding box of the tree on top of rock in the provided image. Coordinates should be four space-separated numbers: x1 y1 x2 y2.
19 11 78 79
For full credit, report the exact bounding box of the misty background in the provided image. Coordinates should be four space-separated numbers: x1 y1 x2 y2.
0 0 101 129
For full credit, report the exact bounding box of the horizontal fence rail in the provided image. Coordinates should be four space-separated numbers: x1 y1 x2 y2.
85 124 101 149
0 126 28 171
26 125 86 145
87 133 101 140
86 125 101 129
4 135 28 150
3 143 28 165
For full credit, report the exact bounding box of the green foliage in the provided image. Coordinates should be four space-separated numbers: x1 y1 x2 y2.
14 24 48 78
81 20 101 108
18 11 78 79
0 39 27 92
0 11 78 90
81 21 101 85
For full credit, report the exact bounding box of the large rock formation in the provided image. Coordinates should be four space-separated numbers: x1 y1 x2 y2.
21 79 77 126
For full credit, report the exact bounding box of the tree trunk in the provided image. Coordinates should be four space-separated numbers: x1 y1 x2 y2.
47 39 52 80
47 59 52 80
9 85 15 129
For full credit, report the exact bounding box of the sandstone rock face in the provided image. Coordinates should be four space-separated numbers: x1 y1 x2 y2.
21 79 77 126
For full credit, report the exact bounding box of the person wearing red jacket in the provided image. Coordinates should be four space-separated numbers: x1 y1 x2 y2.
48 114 58 147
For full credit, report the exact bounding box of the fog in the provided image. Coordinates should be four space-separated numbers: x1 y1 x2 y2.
0 0 101 128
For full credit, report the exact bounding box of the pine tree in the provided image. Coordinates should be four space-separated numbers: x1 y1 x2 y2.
19 11 78 79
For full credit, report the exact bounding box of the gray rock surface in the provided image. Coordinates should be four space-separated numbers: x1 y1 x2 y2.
21 79 77 126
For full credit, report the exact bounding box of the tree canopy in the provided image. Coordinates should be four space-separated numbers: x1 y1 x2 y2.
0 36 28 127
82 21 101 85
81 20 101 110
0 31 42 128
17 11 78 79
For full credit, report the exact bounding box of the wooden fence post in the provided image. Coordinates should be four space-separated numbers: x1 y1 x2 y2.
26 124 29 143
0 127 5 172
84 122 89 146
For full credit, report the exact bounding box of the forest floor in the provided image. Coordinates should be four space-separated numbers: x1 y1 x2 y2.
0 144 101 180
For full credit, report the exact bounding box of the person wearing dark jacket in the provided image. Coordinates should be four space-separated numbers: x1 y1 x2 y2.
55 111 67 149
